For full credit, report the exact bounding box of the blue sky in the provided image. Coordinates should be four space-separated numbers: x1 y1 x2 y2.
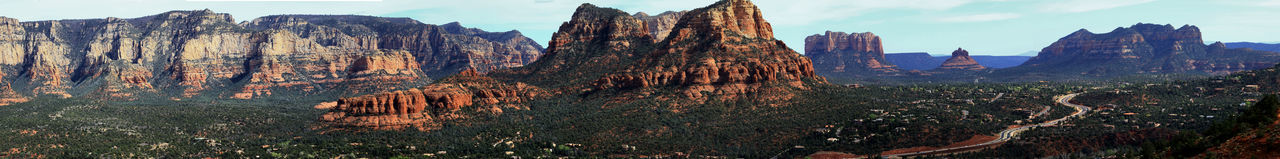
1 0 1277 56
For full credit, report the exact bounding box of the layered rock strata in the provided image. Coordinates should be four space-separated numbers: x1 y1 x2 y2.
592 0 823 101
0 10 544 100
805 31 898 73
321 69 544 130
633 11 686 42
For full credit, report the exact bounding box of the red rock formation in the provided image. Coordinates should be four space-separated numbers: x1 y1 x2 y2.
805 31 897 73
593 0 823 101
937 48 985 70
321 69 544 130
322 0 828 130
0 71 27 106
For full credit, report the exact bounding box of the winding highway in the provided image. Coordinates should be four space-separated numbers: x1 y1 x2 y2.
881 93 1091 158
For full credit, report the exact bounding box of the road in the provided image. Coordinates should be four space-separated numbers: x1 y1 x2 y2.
881 93 1091 158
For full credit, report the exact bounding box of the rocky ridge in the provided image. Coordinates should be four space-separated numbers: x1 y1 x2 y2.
592 0 823 102
0 10 544 100
1014 23 1280 76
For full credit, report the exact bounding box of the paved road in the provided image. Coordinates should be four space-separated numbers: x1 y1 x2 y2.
882 93 1090 158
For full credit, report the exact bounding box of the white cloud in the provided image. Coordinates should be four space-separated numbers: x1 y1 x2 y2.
1039 0 1155 13
935 13 1022 22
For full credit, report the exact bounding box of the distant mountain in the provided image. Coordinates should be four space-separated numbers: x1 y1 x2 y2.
885 53 1030 70
998 23 1280 79
885 53 940 70
969 55 1032 68
1225 42 1280 53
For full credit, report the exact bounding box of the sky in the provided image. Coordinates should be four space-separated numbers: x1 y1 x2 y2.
1 0 1277 56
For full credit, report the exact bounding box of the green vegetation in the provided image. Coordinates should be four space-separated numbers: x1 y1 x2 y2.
0 82 1078 158
5 66 1279 158
1137 94 1278 158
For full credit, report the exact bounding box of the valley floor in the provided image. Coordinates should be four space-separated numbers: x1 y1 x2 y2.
0 79 1259 158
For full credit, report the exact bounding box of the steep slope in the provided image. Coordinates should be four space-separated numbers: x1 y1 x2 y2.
1005 23 1280 78
0 10 545 100
805 31 897 75
491 4 656 88
1203 123 1280 158
593 0 823 101
633 11 687 42
936 48 985 70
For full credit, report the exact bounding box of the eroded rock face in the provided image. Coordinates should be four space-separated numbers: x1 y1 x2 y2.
321 69 544 130
937 48 985 70
493 3 656 86
1016 23 1280 76
0 10 544 100
633 11 686 42
805 31 897 74
242 15 545 77
0 70 27 106
593 0 823 101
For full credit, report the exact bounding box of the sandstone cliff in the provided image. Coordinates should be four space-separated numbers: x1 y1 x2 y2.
936 48 985 70
805 31 898 74
321 68 545 130
592 0 823 102
1013 23 1280 76
0 10 545 100
633 11 686 42
242 15 545 77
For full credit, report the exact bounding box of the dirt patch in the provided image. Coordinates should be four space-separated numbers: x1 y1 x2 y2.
808 151 865 159
879 135 998 155
312 101 337 109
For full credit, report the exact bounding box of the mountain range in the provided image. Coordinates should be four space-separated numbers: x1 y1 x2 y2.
2 0 1279 158
805 23 1280 83
1226 42 1280 53
996 24 1280 79
0 10 544 102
